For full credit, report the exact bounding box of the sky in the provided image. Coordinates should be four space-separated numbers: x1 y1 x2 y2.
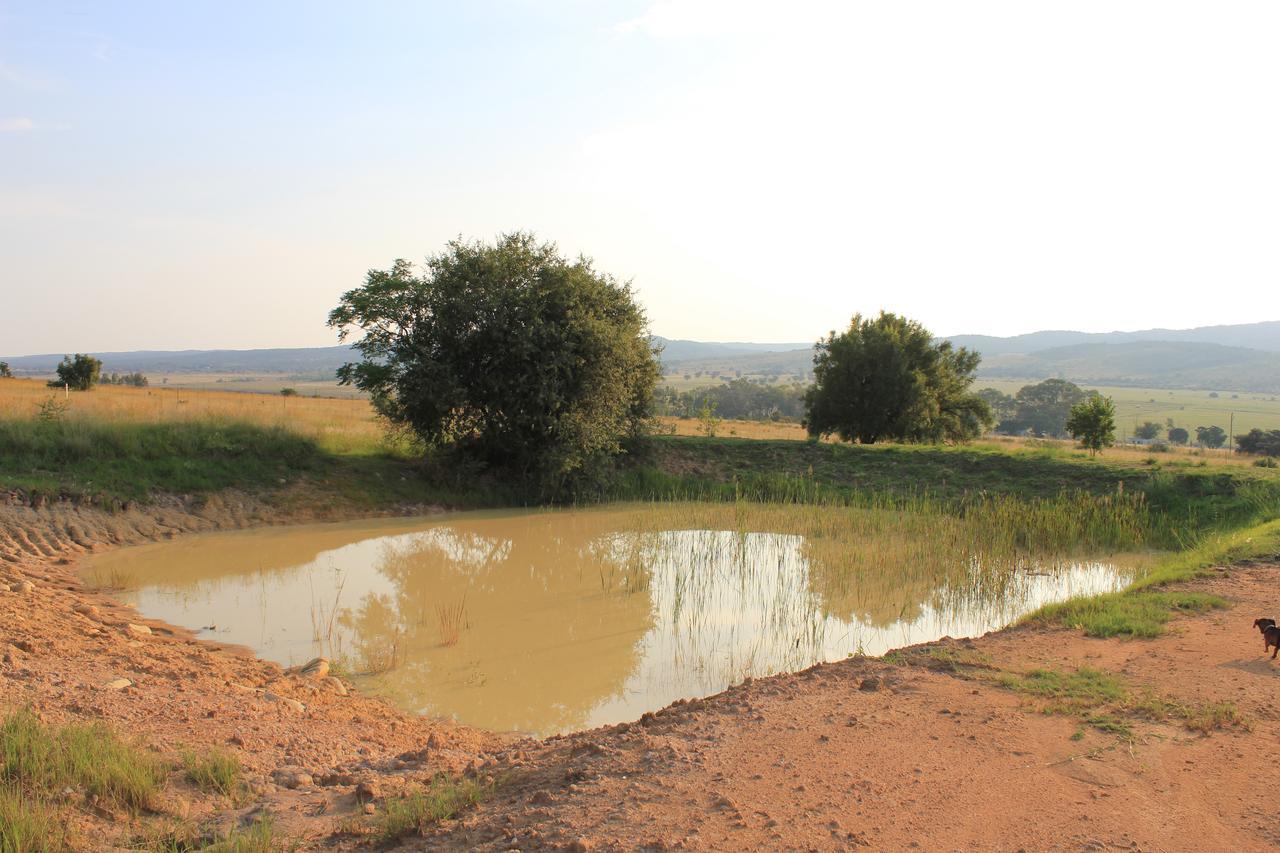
2 0 1278 356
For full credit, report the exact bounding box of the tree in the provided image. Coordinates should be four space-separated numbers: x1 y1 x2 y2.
0 362 11 378
328 233 659 496
1065 394 1116 455
1134 421 1162 440
997 379 1089 437
803 312 990 444
1196 425 1227 449
47 354 102 391
976 388 1016 424
1167 426 1189 445
280 387 298 397
1236 428 1280 457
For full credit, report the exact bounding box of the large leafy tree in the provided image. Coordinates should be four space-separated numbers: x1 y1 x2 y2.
328 233 659 495
47 354 102 391
1065 394 1116 455
997 378 1089 437
803 312 991 444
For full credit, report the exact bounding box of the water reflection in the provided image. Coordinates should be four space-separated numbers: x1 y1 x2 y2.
87 506 1141 735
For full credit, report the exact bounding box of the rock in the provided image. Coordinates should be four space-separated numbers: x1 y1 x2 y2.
354 780 380 804
124 623 152 637
321 676 347 696
102 678 132 691
263 692 305 713
74 604 101 619
858 677 881 692
567 839 593 853
362 802 376 815
529 790 554 806
9 581 34 594
271 767 313 789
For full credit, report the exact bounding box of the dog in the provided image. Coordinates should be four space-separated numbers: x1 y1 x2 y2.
1255 618 1279 659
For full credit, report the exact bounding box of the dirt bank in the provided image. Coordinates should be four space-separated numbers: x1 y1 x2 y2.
2 494 1278 850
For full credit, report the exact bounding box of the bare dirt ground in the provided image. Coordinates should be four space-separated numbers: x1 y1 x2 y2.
3 493 1279 850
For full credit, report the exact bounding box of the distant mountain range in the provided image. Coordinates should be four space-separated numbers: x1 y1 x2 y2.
3 321 1277 393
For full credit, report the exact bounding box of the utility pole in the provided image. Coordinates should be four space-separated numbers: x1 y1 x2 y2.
1228 411 1235 453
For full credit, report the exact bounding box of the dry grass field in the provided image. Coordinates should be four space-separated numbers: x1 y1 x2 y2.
0 378 384 455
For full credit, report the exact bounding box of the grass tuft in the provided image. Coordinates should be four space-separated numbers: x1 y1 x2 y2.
182 748 244 800
376 775 492 842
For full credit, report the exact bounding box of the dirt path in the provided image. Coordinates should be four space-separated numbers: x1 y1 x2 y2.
2 495 1278 850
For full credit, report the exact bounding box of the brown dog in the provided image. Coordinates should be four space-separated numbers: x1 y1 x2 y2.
1255 618 1279 659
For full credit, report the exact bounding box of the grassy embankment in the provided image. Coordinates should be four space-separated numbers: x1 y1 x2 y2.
3 378 1279 637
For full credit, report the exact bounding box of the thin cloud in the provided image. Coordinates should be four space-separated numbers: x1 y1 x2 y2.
0 117 35 132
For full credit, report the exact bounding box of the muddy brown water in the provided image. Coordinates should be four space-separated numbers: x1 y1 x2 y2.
82 504 1143 735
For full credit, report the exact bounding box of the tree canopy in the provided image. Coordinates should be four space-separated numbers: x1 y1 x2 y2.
328 233 659 496
1065 394 1116 455
0 362 11 378
1196 425 1227 449
1235 428 1280 457
48 354 102 391
995 379 1090 437
803 312 990 444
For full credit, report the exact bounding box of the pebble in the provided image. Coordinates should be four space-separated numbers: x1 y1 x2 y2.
858 677 882 692
124 623 152 637
74 604 101 619
321 676 348 696
102 678 132 691
355 780 381 804
10 581 34 594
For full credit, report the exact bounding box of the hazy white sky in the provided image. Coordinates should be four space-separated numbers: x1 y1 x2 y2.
2 1 1278 355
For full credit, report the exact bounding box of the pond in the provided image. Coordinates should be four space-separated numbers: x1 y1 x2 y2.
83 503 1148 735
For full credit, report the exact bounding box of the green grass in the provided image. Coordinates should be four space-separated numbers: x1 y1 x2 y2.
0 418 515 509
1026 515 1280 637
995 666 1248 739
0 787 68 853
182 748 244 800
375 775 493 843
1 708 165 815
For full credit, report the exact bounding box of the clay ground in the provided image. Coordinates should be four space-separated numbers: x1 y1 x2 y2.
2 496 1279 850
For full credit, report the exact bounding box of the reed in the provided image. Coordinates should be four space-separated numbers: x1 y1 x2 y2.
436 595 468 647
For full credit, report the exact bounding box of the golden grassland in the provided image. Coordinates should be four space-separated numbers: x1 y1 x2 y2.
0 378 1267 471
0 378 385 455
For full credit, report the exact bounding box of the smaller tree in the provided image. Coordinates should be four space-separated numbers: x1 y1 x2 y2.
47 354 102 391
1166 426 1189 445
1065 394 1116 456
1134 421 1161 440
280 387 298 397
0 361 11 378
1195 425 1227 449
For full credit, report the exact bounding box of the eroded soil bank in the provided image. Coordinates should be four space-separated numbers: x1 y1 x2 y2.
2 492 1278 850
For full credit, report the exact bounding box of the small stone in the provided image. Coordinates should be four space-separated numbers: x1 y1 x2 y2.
355 780 380 804
124 623 152 637
567 839 592 853
858 677 881 692
10 581 34 594
74 604 101 619
102 678 132 691
362 802 376 815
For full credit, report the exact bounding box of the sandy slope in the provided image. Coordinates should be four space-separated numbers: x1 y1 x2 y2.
2 494 1278 850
